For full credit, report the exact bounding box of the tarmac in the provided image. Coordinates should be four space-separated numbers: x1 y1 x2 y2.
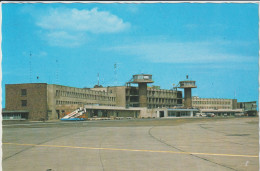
2 117 259 171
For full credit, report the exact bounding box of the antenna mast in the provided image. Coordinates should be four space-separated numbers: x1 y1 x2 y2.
29 51 32 83
97 73 100 86
56 58 59 84
114 63 117 85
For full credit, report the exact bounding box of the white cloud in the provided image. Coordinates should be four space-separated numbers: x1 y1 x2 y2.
126 5 139 14
105 40 256 64
37 8 130 33
44 31 86 47
35 7 130 47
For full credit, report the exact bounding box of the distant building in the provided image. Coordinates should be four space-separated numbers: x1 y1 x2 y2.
191 96 251 116
192 96 237 110
237 101 258 116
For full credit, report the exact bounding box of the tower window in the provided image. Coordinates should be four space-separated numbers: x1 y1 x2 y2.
21 89 27 96
21 100 27 107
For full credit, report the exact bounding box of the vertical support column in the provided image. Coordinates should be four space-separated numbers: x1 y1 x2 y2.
139 83 147 107
190 111 193 117
165 109 168 117
157 111 160 118
184 88 192 108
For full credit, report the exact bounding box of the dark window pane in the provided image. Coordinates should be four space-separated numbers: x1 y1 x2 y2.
21 100 27 106
21 89 27 96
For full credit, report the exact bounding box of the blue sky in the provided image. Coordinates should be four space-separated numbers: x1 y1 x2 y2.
2 3 259 107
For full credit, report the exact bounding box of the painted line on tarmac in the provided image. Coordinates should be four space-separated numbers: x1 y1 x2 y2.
3 142 258 158
2 122 87 127
2 120 122 127
3 123 57 127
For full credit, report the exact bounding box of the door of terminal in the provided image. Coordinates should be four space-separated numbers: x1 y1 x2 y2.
160 111 164 117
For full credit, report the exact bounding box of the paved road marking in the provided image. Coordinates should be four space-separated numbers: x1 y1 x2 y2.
3 142 258 158
2 123 68 127
2 122 91 127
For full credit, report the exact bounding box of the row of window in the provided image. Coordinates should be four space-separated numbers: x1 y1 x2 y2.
147 98 178 104
125 90 179 97
148 104 178 109
56 90 116 102
147 91 178 97
192 101 231 105
168 111 194 117
126 97 180 104
56 101 83 105
193 106 232 109
193 98 232 101
56 100 116 106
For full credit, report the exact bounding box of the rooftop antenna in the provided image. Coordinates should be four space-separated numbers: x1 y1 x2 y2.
97 73 100 86
56 58 59 84
114 63 117 85
29 51 32 83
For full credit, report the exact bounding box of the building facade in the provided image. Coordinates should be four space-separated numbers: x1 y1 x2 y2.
5 83 48 120
237 101 258 116
5 83 116 120
92 86 183 109
4 83 182 121
4 81 257 121
192 96 237 110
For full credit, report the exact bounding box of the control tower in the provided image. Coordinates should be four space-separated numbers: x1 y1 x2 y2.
179 79 197 108
131 74 154 107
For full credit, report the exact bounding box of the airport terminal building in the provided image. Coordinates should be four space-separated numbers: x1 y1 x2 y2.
3 74 183 120
3 74 257 120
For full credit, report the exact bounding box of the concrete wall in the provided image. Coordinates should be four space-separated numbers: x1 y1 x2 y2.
6 83 48 121
138 83 148 107
107 87 126 107
184 88 192 108
232 99 237 109
137 108 157 118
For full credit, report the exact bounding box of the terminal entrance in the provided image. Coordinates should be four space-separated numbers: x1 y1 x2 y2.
167 109 199 117
159 111 164 117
